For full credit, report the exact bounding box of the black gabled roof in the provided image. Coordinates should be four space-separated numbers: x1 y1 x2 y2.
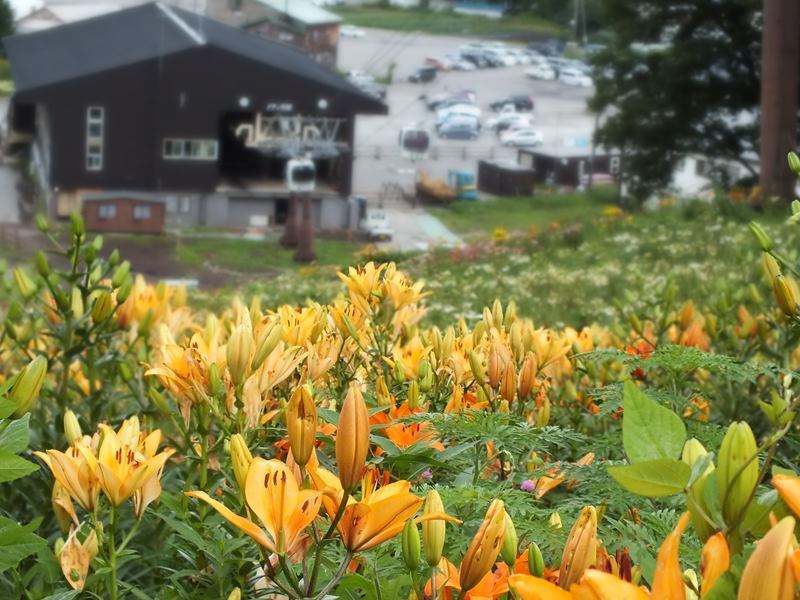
4 2 384 112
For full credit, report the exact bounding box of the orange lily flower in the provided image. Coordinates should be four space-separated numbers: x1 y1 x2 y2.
187 458 322 559
308 466 459 553
773 474 800 517
36 442 101 513
650 512 689 598
700 533 729 597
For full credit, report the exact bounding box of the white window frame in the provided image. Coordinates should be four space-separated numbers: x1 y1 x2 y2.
133 205 152 221
86 106 104 171
97 204 116 219
162 138 219 161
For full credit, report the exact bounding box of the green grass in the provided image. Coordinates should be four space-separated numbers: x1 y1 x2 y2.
430 186 618 235
333 6 564 37
175 237 361 272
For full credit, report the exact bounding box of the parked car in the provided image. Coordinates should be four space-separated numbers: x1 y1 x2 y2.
489 94 535 112
507 49 530 65
480 49 507 67
340 25 366 38
446 53 477 71
559 68 593 87
359 210 393 240
424 57 452 71
486 112 532 133
460 50 488 68
501 128 544 147
525 63 557 80
356 82 387 100
436 104 482 126
438 120 480 140
408 66 437 83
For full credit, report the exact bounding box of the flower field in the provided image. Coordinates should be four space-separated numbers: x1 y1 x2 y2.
4 175 800 599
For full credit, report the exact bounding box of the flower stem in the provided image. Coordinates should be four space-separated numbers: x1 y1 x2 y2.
312 551 353 600
108 504 119 600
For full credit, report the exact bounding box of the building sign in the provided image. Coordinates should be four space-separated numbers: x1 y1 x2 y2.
234 113 345 157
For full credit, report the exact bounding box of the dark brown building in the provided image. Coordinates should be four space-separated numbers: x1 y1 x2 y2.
517 146 620 188
206 0 341 67
5 3 384 231
83 195 165 234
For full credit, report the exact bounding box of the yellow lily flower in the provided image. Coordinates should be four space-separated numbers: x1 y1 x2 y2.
35 444 101 513
187 458 322 558
94 421 174 507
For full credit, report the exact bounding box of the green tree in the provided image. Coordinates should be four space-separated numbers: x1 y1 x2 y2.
0 0 13 42
589 0 762 201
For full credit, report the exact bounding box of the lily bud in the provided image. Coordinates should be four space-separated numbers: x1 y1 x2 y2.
90 291 114 323
111 261 130 289
549 512 562 528
417 360 433 391
393 360 405 383
226 323 253 386
459 499 506 591
375 375 391 406
63 410 82 445
763 253 781 280
35 251 49 278
472 320 487 345
499 399 510 414
528 542 545 578
681 439 716 542
407 379 420 410
773 275 799 316
116 277 133 303
535 397 550 428
251 322 282 371
716 421 758 525
422 490 446 567
487 349 502 389
491 299 504 331
70 288 84 319
737 516 796 600
499 362 517 403
335 385 369 491
788 151 800 174
286 385 316 467
469 351 486 386
750 222 773 252
70 213 85 240
559 505 597 589
10 355 47 416
500 512 518 565
229 434 253 492
518 352 538 398
401 520 421 572
13 268 37 299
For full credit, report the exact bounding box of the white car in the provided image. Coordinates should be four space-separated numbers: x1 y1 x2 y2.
501 128 544 147
560 68 593 87
525 63 557 80
486 112 532 132
360 210 393 240
436 104 481 125
508 49 530 65
346 70 373 85
340 25 366 38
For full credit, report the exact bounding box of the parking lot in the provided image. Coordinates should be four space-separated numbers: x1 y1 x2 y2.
339 29 596 200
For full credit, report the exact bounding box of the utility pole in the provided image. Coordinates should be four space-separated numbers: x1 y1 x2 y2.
759 0 800 203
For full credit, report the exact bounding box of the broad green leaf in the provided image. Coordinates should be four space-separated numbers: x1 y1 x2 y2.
0 449 38 483
772 465 795 478
607 459 691 497
0 398 16 419
156 512 213 553
0 413 30 454
0 516 47 572
622 380 686 463
687 452 714 488
741 489 779 537
703 471 724 527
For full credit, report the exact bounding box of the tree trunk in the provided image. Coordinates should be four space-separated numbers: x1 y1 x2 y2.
280 195 299 248
759 0 800 204
293 194 316 263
